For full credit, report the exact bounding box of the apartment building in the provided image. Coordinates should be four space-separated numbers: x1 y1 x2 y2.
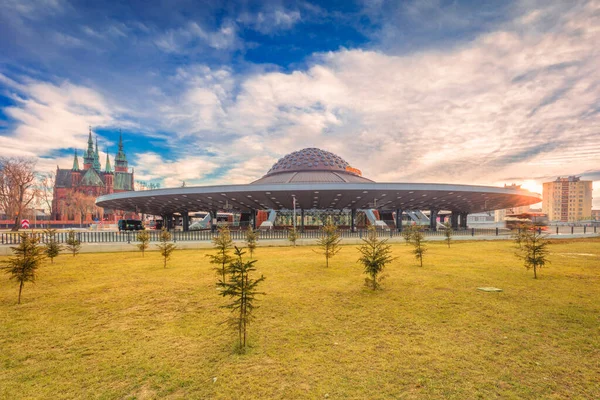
542 176 593 222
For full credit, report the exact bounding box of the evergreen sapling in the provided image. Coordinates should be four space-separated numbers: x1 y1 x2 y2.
316 223 342 267
136 230 150 257
245 227 259 259
43 228 63 263
2 234 45 304
207 226 234 281
358 226 395 290
157 228 176 268
218 247 266 352
65 230 81 256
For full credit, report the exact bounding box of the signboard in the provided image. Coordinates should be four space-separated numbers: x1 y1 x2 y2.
345 166 362 176
21 219 30 229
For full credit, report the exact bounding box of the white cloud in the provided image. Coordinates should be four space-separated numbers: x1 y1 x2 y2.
237 8 301 34
133 152 219 188
0 77 116 157
155 21 238 54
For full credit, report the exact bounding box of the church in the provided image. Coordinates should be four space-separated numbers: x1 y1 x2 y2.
52 129 135 222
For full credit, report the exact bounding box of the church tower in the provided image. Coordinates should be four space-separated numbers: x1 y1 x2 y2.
114 130 129 172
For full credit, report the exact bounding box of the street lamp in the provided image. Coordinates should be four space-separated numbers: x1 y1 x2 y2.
292 195 297 231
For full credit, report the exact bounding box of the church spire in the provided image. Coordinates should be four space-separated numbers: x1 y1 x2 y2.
105 149 112 173
72 150 80 171
83 126 95 169
93 136 101 171
115 129 129 172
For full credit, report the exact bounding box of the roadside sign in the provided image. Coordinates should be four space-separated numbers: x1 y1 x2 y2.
21 219 30 229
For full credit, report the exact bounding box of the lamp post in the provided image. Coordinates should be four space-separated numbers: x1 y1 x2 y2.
292 195 297 231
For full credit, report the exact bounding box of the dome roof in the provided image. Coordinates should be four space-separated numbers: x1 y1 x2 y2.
266 148 358 176
252 148 373 184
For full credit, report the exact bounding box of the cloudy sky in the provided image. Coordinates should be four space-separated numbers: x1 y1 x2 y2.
1 0 599 207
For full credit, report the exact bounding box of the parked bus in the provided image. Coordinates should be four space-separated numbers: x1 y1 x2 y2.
504 212 549 230
118 219 144 231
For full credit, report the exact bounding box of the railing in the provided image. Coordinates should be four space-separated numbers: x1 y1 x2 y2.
2 225 597 245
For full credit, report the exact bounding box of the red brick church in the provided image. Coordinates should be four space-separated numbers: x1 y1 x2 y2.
52 129 136 222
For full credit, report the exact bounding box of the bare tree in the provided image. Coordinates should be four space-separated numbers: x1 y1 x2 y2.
38 171 55 221
67 192 96 227
0 157 39 231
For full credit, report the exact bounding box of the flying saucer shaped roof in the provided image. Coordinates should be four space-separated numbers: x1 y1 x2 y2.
95 147 542 216
252 148 373 184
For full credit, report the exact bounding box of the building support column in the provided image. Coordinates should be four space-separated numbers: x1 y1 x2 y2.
395 209 402 232
351 208 357 232
251 209 257 230
301 209 305 233
451 211 459 230
460 212 468 229
429 209 438 231
182 213 189 232
211 209 218 233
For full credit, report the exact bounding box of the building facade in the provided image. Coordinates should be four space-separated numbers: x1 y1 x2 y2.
52 130 135 222
542 176 593 222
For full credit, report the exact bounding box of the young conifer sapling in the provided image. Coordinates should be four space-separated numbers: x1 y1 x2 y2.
207 226 234 281
316 223 342 267
65 230 81 257
358 226 395 289
157 228 176 268
245 227 259 259
218 246 266 352
43 228 63 263
2 234 45 303
136 230 150 257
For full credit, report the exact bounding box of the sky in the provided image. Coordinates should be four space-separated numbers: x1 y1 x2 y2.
0 0 599 208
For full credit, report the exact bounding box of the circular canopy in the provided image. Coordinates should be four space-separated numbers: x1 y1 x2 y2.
96 182 541 216
96 147 542 215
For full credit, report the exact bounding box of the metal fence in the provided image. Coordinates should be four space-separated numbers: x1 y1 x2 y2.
1 225 597 246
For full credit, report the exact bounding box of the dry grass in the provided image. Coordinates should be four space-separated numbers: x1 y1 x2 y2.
1 238 599 399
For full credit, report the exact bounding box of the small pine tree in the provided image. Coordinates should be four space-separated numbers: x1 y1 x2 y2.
157 228 177 268
65 230 81 257
218 246 266 352
43 228 63 263
316 223 342 267
2 234 45 304
518 229 550 279
245 227 259 259
136 230 150 257
402 224 415 245
207 226 234 281
443 221 453 248
512 224 529 249
411 225 427 267
358 226 395 290
288 227 298 247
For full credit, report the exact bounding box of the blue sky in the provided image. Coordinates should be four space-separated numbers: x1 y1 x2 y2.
0 0 599 207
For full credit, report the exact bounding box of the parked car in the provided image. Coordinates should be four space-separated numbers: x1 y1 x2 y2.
118 219 144 231
146 220 163 230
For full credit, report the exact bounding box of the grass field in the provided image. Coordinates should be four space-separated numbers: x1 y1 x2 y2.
1 238 599 399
